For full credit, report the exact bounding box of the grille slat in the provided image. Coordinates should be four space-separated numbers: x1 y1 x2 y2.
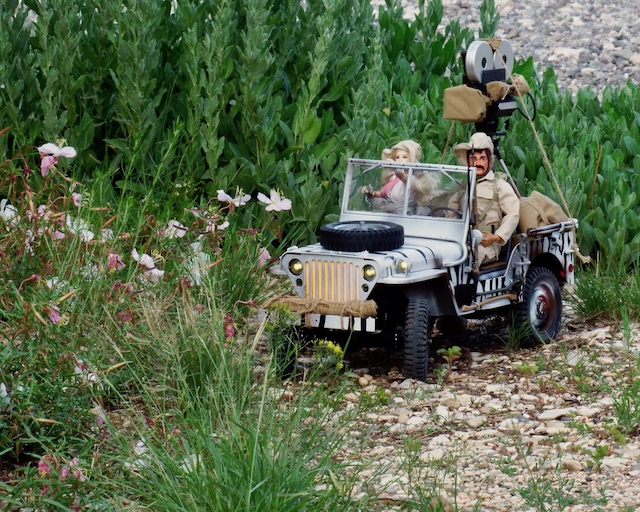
304 259 360 301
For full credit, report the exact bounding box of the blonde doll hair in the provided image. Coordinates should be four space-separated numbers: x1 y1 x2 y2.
381 139 422 163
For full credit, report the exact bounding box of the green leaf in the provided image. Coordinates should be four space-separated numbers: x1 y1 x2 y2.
301 110 322 145
623 135 639 156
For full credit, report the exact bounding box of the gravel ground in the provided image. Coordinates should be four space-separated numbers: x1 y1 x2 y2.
295 307 640 511
371 0 639 95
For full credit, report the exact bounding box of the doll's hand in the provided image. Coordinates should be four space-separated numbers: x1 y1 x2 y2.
361 185 375 197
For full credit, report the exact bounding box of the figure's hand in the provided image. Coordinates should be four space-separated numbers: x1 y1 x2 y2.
480 231 502 247
361 185 374 197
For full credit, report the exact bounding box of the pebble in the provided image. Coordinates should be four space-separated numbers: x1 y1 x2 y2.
370 0 639 95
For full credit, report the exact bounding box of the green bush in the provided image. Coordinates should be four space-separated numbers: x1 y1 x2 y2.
1 0 474 248
5 0 638 261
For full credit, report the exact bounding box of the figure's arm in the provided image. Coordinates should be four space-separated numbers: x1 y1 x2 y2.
494 182 520 244
394 169 408 183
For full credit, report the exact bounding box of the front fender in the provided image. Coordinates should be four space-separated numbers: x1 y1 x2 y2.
403 276 458 316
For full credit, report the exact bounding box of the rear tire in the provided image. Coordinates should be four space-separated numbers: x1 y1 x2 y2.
515 267 562 346
403 299 431 381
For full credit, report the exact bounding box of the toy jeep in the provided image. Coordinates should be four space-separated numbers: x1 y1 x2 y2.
271 39 578 380
273 156 577 380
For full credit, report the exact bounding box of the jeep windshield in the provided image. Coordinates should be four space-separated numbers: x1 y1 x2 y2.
342 158 473 241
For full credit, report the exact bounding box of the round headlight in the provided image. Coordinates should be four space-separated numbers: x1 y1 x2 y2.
396 259 411 273
289 259 303 276
363 264 376 281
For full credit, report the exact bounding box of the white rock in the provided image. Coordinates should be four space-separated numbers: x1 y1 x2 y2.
562 459 583 471
369 446 394 456
497 418 528 434
602 457 632 468
435 405 451 422
397 413 409 424
344 392 358 402
538 408 574 420
576 407 600 418
466 415 487 429
406 416 428 426
419 448 445 462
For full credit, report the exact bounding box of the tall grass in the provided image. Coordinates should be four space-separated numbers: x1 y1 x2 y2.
90 293 361 511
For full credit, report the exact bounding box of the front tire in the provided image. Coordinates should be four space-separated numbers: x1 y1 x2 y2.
403 299 431 381
516 267 562 346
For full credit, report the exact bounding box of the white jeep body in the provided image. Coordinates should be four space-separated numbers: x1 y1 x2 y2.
274 158 577 380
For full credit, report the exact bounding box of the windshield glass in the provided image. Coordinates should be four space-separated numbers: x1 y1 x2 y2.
346 160 469 220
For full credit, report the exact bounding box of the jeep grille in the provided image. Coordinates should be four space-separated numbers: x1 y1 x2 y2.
305 260 361 301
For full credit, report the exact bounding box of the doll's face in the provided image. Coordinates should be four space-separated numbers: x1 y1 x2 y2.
394 149 411 162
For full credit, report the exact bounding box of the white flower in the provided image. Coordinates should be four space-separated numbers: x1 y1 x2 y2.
0 383 13 414
46 276 69 290
132 249 165 282
205 219 229 233
187 242 212 286
257 190 292 212
163 219 188 239
0 199 19 224
217 189 250 207
37 142 77 158
80 263 100 280
180 453 203 473
124 439 150 471
66 215 94 242
74 360 101 388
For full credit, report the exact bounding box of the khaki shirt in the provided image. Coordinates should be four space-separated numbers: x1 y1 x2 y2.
475 171 520 245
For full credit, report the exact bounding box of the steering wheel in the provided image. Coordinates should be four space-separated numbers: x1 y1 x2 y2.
432 207 463 218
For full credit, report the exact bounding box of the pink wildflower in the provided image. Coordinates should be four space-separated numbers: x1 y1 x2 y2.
71 458 85 481
47 305 61 324
38 142 77 158
224 313 235 339
131 249 164 282
38 142 77 176
60 458 85 482
257 189 292 212
131 248 156 270
40 155 57 177
38 458 52 477
117 309 134 324
108 252 126 271
72 193 82 207
258 247 272 266
144 267 165 283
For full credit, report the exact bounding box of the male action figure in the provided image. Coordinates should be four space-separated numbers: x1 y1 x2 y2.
453 132 520 268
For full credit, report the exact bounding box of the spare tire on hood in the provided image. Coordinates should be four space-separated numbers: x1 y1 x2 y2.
318 221 404 252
